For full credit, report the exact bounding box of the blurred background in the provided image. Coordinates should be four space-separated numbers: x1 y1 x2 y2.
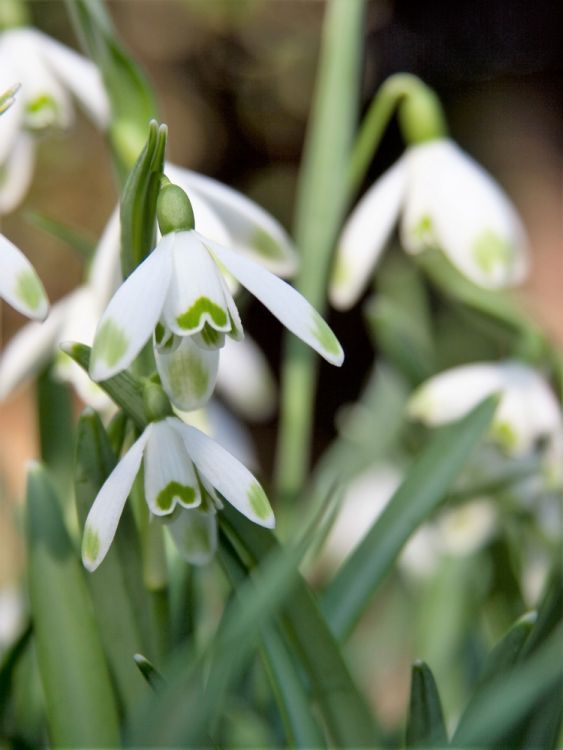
0 0 561 728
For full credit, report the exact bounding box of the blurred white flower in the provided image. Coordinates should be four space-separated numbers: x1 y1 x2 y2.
82 414 274 571
0 27 110 214
0 231 48 320
330 139 529 309
408 361 562 456
0 586 25 652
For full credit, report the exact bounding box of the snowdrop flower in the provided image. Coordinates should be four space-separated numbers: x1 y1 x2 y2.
82 411 274 571
330 139 529 309
0 210 118 408
90 183 343 410
0 27 110 213
0 232 48 320
408 361 562 456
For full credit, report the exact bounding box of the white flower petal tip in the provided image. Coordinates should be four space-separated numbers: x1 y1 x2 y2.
409 361 562 456
174 420 275 529
0 234 49 320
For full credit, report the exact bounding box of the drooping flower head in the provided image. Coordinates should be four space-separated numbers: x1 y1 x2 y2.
0 27 110 213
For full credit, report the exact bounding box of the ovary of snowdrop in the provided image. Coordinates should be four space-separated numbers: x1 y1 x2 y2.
330 139 529 309
0 27 110 213
408 361 562 456
0 210 119 410
82 413 274 571
0 232 48 320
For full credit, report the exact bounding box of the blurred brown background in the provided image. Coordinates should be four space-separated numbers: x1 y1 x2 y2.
0 0 562 593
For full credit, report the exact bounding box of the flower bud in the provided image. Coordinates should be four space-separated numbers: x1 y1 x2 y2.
157 178 195 235
398 82 447 145
143 380 173 423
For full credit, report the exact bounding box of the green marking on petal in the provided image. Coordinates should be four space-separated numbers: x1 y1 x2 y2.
155 322 165 344
92 319 129 368
156 482 196 512
169 347 209 400
331 253 351 287
411 214 434 244
16 269 45 311
311 314 342 358
82 525 100 564
176 296 228 331
247 481 272 521
473 229 513 275
25 94 60 130
250 227 285 260
491 419 519 452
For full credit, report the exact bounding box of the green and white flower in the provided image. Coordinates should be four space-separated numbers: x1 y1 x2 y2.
0 27 110 213
90 228 343 408
408 361 561 456
82 415 274 571
330 139 529 309
0 232 48 320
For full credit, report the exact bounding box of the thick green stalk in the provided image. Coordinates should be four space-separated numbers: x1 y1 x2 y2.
275 0 364 501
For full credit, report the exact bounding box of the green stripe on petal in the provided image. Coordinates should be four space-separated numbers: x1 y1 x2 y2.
156 482 197 512
92 319 129 369
176 296 228 331
311 313 343 362
472 229 513 275
16 268 46 312
82 524 101 566
248 481 273 522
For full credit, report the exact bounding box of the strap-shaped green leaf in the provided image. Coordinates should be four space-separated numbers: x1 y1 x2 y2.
26 463 120 747
406 661 448 748
322 395 498 640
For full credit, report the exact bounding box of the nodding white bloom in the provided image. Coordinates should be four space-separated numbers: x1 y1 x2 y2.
0 211 118 409
89 228 343 409
330 138 529 309
0 27 110 213
0 232 48 320
408 361 562 456
82 415 274 571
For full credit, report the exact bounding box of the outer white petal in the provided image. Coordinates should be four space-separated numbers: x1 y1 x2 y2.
0 295 68 400
155 334 219 411
90 236 173 381
167 165 298 277
165 507 217 566
330 157 407 310
87 207 121 304
143 420 202 516
0 66 24 164
171 418 275 528
31 29 110 128
82 427 151 571
217 336 276 421
204 236 344 366
0 133 35 215
163 231 231 337
402 139 529 289
0 234 48 320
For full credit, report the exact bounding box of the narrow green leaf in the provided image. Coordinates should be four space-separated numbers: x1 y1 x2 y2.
276 0 365 500
133 654 165 691
26 463 120 747
519 568 563 659
0 622 32 729
24 211 96 260
450 623 563 748
37 366 75 500
74 409 149 713
516 687 562 750
322 396 498 640
62 342 146 428
406 660 448 748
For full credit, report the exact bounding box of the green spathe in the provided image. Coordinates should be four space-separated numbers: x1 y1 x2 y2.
92 319 129 368
156 482 197 511
248 481 272 521
16 268 44 311
176 296 228 331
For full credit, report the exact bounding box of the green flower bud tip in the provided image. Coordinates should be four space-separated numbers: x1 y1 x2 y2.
398 82 447 146
157 179 195 235
143 381 173 423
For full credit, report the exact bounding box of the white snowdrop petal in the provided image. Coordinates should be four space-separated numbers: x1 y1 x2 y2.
163 231 231 337
172 418 274 528
165 507 217 566
87 207 121 304
144 421 201 516
0 296 68 400
155 335 219 412
167 165 298 277
0 132 35 215
204 236 344 366
330 157 407 310
82 427 151 571
217 336 276 421
90 236 173 381
0 63 23 164
0 233 48 320
32 29 110 128
408 363 503 425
